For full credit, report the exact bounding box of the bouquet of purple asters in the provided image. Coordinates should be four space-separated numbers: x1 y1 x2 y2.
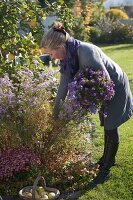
59 67 115 120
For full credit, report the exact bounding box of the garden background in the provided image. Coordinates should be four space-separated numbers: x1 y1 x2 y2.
0 0 133 199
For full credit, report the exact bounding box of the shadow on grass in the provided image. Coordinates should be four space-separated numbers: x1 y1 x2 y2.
57 183 96 200
101 44 133 53
114 44 133 51
129 79 133 93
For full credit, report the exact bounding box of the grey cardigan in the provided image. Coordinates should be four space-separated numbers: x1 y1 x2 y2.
54 41 133 130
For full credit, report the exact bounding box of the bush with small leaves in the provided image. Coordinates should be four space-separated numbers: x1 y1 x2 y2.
90 16 133 44
106 8 129 21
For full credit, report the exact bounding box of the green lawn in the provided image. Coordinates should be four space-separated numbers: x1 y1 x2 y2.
78 44 133 200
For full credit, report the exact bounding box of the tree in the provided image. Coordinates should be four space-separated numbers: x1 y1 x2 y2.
90 0 106 25
0 0 45 76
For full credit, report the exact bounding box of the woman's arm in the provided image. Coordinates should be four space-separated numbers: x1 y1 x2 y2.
53 71 72 119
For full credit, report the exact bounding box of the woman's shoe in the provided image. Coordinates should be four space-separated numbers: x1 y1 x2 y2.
90 167 110 187
90 141 119 187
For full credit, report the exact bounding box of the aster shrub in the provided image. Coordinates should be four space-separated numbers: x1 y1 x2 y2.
0 72 94 194
60 67 115 120
0 67 94 194
0 67 59 149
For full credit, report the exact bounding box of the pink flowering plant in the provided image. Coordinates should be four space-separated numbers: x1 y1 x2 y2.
0 147 42 195
60 67 115 120
0 147 41 180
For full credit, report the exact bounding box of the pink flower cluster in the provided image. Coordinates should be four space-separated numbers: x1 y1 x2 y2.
0 148 41 180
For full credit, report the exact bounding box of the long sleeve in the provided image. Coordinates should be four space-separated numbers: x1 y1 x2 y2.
53 71 73 119
78 43 110 80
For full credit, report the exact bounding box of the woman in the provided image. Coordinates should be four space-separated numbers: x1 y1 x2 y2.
40 23 133 186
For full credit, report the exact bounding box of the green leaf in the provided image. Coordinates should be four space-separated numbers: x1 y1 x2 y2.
2 44 6 49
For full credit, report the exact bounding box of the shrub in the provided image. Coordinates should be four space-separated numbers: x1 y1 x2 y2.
106 8 129 20
0 147 41 180
0 147 41 195
0 68 58 148
70 17 90 41
0 0 95 195
90 1 106 26
110 23 133 43
0 0 46 76
0 67 94 195
48 0 91 41
90 16 133 44
89 26 102 43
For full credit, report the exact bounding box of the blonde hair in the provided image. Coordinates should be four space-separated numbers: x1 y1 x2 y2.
40 22 70 50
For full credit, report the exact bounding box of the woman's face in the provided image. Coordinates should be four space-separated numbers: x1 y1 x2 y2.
46 46 66 60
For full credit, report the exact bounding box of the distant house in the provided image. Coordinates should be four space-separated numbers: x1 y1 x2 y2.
104 0 133 18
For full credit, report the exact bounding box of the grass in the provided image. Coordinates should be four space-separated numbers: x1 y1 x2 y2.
77 44 133 200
